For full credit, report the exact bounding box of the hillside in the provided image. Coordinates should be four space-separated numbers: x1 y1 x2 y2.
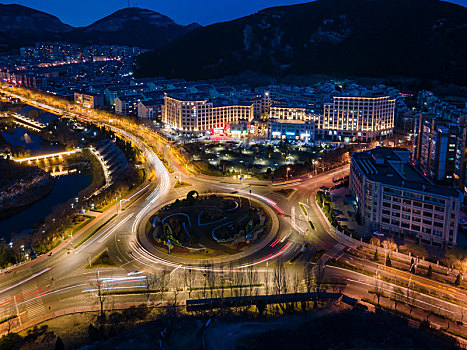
67 8 200 49
0 4 71 51
135 0 467 85
0 6 199 51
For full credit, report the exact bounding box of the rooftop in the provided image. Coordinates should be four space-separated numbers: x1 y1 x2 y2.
352 147 460 198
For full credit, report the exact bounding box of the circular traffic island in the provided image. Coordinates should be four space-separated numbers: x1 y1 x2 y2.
147 191 271 259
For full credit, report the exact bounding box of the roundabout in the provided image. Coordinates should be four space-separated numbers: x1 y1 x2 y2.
131 190 282 268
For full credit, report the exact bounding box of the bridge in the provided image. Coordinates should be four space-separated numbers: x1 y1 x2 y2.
11 113 46 130
13 149 81 163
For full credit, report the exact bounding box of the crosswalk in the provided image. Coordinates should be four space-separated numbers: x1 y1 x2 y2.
20 281 45 320
325 243 345 260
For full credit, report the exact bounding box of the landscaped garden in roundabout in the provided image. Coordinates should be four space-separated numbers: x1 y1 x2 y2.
147 191 271 258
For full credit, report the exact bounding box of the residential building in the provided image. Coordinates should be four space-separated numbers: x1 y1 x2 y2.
74 91 104 109
413 116 459 184
454 126 467 195
350 147 462 247
115 94 145 116
137 99 162 120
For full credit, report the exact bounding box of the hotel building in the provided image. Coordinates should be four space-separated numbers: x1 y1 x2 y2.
317 96 395 142
162 93 254 133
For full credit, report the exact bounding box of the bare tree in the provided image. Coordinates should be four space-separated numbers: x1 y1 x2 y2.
93 269 110 317
228 262 235 299
373 277 384 307
170 272 181 315
205 263 216 300
392 286 404 311
144 273 157 306
292 272 301 294
313 261 326 299
234 269 245 298
246 265 258 299
184 268 195 299
4 316 16 334
304 263 314 294
158 270 169 304
273 258 286 309
264 263 271 296
406 285 416 315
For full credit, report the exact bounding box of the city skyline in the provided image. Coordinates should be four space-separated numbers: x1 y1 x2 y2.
0 0 466 347
0 0 466 26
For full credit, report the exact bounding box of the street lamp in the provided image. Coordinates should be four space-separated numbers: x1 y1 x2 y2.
286 167 291 180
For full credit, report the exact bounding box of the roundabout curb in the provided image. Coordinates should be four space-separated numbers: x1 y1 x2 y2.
134 192 280 266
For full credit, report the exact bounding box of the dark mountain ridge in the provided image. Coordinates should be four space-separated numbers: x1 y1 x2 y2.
0 5 199 51
135 0 467 85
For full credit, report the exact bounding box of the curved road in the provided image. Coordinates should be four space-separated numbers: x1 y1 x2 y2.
0 86 465 334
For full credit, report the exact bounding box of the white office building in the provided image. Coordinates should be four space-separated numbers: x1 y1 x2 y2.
350 147 462 247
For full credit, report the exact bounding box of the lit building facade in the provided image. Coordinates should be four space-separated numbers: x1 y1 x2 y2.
317 96 395 142
350 147 462 248
74 92 104 109
268 119 315 141
162 93 253 133
413 116 459 185
269 104 309 121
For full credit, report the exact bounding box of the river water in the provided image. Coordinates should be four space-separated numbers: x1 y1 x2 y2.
0 124 92 237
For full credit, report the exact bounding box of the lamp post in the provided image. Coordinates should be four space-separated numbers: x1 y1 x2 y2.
286 167 291 180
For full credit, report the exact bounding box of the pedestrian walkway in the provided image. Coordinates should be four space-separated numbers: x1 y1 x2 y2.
20 281 45 322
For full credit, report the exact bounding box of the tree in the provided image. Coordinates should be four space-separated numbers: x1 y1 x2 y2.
273 258 286 309
373 278 384 307
456 273 462 286
427 265 433 278
292 271 301 294
406 286 416 315
410 258 416 274
246 265 258 299
144 274 157 306
93 270 110 318
392 286 404 311
170 273 181 315
304 263 314 294
55 336 65 350
184 268 195 299
158 270 169 303
386 254 392 267
313 261 326 300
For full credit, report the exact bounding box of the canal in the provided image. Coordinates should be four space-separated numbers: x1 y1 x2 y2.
0 122 92 237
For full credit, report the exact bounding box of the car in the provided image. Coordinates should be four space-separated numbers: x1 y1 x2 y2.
128 270 141 276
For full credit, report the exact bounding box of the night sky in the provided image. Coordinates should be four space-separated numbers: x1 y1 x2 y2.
1 0 466 26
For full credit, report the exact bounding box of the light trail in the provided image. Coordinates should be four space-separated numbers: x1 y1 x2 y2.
238 242 293 269
346 278 455 315
212 184 284 214
0 267 51 295
74 213 133 253
16 284 86 307
97 213 134 243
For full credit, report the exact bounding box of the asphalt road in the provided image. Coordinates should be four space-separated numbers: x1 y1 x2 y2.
0 86 465 335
